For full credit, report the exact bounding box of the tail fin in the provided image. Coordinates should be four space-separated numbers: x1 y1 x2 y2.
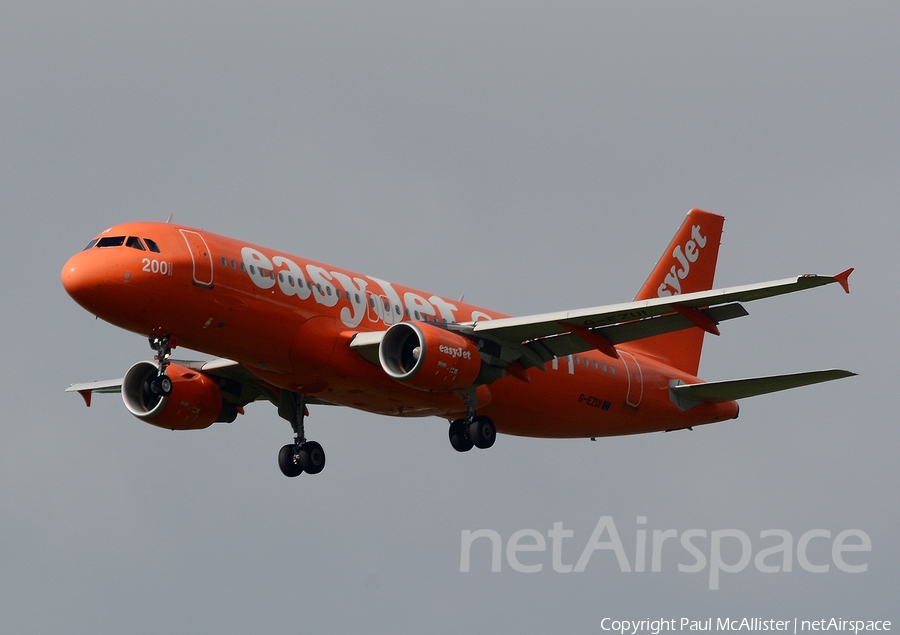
627 209 725 376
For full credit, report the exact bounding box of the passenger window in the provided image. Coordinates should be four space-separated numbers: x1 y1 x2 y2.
574 356 580 365
230 260 236 269
221 257 228 267
143 238 161 253
97 236 126 248
592 360 599 370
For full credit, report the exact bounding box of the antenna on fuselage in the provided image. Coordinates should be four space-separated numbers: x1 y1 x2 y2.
165 214 173 224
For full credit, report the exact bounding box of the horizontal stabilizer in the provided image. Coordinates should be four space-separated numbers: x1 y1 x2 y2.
670 369 856 409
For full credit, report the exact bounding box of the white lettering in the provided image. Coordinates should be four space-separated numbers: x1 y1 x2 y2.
797 529 831 573
709 529 751 590
272 256 311 300
832 529 871 573
367 276 403 325
429 295 459 323
506 529 545 573
404 292 435 320
460 529 502 572
755 529 793 573
548 522 573 573
242 247 275 290
678 529 707 573
656 223 710 296
332 271 368 328
574 516 631 572
306 265 338 307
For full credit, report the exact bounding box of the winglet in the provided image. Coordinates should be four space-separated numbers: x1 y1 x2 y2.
834 268 853 294
78 389 93 408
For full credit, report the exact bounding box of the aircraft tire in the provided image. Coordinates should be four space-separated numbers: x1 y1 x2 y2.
278 444 303 477
468 416 496 449
299 441 326 475
449 419 473 452
150 375 172 397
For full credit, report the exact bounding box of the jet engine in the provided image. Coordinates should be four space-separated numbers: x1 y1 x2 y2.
122 361 232 430
379 322 484 392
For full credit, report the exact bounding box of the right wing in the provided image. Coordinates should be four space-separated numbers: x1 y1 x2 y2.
66 358 336 408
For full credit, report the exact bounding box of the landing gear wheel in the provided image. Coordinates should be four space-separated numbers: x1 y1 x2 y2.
299 441 326 474
449 419 474 452
149 375 173 397
278 444 303 478
468 416 496 449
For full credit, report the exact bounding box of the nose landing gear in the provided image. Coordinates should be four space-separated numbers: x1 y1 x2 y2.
148 335 177 397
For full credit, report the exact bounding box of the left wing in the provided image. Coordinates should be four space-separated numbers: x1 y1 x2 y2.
463 270 852 369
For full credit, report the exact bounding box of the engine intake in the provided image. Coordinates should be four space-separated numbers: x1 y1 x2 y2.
379 322 483 392
122 361 229 430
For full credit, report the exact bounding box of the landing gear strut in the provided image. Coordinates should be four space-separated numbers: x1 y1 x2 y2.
277 391 326 477
148 335 176 397
448 389 496 452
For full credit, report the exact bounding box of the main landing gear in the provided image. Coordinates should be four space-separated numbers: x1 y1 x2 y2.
147 335 176 397
448 415 496 453
277 391 326 478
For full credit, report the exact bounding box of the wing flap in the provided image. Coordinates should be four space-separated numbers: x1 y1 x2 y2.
669 369 856 408
530 303 749 359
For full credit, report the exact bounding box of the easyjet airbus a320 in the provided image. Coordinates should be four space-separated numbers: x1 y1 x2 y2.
62 210 854 477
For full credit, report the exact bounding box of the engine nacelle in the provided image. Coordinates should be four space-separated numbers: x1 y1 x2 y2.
122 361 227 430
379 322 483 392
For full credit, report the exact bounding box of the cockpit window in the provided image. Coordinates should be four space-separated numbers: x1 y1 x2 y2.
143 238 161 253
126 236 145 250
97 236 126 248
83 239 99 251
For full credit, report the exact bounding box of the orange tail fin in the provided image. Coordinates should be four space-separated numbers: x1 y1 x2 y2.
626 209 725 376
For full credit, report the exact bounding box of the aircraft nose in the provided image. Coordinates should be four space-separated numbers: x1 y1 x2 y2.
61 250 108 309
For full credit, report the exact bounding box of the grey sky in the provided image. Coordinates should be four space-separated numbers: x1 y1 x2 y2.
1 2 897 632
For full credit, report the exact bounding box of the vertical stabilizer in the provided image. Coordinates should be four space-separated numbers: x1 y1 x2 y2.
626 209 725 376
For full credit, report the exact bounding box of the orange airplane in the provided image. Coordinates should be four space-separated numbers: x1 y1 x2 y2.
62 209 855 477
